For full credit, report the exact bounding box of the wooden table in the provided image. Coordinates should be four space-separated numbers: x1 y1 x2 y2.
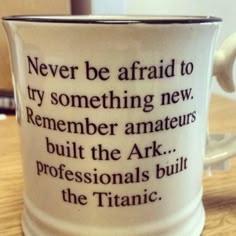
0 95 236 236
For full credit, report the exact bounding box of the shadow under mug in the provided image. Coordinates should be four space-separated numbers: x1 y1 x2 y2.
2 15 236 236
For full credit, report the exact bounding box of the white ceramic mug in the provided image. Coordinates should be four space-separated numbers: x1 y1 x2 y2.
3 16 236 236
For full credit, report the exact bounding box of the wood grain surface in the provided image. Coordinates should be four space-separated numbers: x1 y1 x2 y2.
203 95 236 236
0 94 236 236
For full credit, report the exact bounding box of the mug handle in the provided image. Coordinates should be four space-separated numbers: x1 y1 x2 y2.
205 33 236 173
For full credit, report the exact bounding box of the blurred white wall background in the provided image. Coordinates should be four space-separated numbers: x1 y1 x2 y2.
71 0 236 99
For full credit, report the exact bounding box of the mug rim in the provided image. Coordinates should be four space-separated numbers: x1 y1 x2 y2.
2 15 222 24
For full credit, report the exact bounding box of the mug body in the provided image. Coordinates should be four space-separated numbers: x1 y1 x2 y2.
3 16 220 236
